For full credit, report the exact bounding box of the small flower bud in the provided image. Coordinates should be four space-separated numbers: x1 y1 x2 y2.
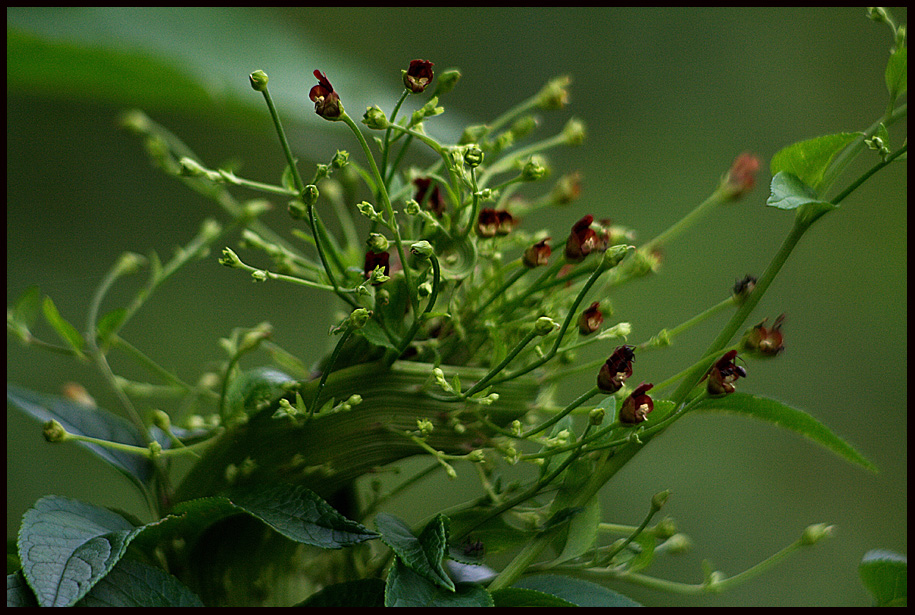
732 274 757 304
366 233 390 252
249 70 269 92
287 199 306 220
302 184 320 207
534 317 559 336
364 250 391 285
43 419 68 443
403 59 434 94
600 244 632 271
331 150 349 169
597 345 636 393
464 146 484 168
578 301 604 335
741 314 786 357
720 152 760 200
654 516 678 539
416 418 434 436
357 201 383 222
536 75 571 109
522 238 551 268
510 115 539 141
521 156 548 181
178 157 209 177
800 523 835 546
588 406 606 426
620 383 654 424
410 240 434 259
219 247 243 268
562 117 586 145
431 68 461 97
651 489 671 510
551 172 582 206
151 409 171 431
362 105 389 129
663 533 693 555
347 308 372 330
309 70 343 120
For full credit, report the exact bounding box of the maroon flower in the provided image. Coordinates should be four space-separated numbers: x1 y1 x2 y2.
363 250 390 284
476 209 515 238
597 345 636 393
705 350 747 395
742 314 785 357
564 214 599 262
620 383 654 424
413 177 446 218
403 59 435 94
722 152 760 200
578 301 604 335
522 238 552 268
310 70 343 120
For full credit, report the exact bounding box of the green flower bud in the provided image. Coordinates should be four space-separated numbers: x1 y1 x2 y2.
432 68 461 98
410 240 434 259
367 233 390 252
403 199 421 215
562 117 586 145
219 247 243 268
178 156 209 177
459 124 489 145
347 308 372 330
522 156 548 181
151 409 171 431
800 523 835 546
588 406 605 426
362 105 389 130
510 115 539 140
302 184 320 207
663 533 693 555
464 146 484 168
651 490 671 511
148 440 162 456
287 199 307 220
536 75 571 109
357 201 383 221
43 419 68 443
331 150 350 169
249 70 269 91
600 244 633 271
534 316 559 336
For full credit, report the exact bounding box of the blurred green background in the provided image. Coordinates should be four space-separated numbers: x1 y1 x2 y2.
7 7 906 606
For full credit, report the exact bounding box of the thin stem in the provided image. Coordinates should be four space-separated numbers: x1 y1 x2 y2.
308 325 355 420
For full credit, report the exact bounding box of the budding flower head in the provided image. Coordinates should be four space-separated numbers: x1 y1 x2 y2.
309 70 343 120
564 214 599 262
536 75 571 109
43 419 68 443
403 59 434 93
705 350 747 395
741 314 786 357
249 70 268 92
562 117 586 146
522 238 551 268
620 383 654 424
597 345 636 393
578 301 604 335
720 152 760 200
363 250 390 285
362 105 389 129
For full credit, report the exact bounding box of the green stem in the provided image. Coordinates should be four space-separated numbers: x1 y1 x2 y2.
308 325 356 419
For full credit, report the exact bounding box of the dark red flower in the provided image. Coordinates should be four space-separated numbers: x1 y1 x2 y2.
742 314 785 357
476 209 514 238
705 350 747 395
597 345 636 393
403 59 435 93
578 301 604 335
363 250 390 284
522 238 551 268
413 177 446 218
564 214 599 262
620 383 654 424
310 70 343 119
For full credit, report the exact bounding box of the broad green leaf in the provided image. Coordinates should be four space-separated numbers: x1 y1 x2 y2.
446 507 537 556
383 557 492 607
7 384 157 487
224 366 296 415
17 496 148 607
375 512 454 591
859 549 907 607
75 558 203 607
886 46 907 103
299 578 386 607
767 171 836 226
514 574 641 607
770 133 860 192
491 586 577 607
226 483 379 549
41 296 85 358
691 392 876 472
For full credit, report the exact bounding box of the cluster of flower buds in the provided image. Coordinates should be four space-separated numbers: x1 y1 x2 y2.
522 238 551 268
597 345 655 425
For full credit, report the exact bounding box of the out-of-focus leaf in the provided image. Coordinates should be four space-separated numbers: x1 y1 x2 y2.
514 574 641 607
860 549 907 607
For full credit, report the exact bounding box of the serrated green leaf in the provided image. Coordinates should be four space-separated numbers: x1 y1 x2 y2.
514 574 641 607
41 296 85 358
384 557 492 607
226 483 378 549
7 384 158 487
860 549 907 607
17 496 146 607
375 512 455 591
766 171 822 210
7 571 39 607
691 392 876 472
770 133 860 191
75 559 204 607
300 578 386 607
491 586 577 607
886 46 907 103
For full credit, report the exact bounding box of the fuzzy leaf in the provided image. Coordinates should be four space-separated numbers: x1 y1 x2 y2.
17 496 146 607
691 392 876 472
860 549 907 607
375 513 454 591
75 559 203 607
7 384 157 487
384 557 492 607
